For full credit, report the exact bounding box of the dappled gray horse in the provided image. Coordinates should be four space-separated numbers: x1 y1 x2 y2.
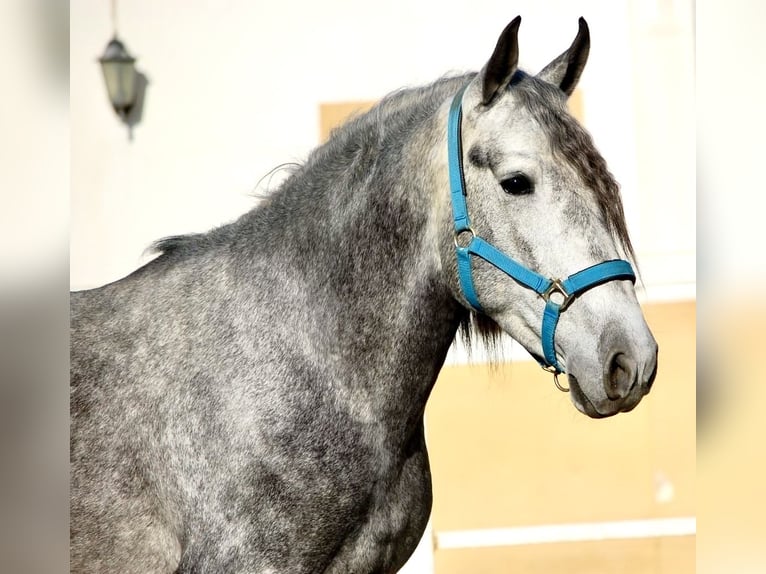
71 17 658 574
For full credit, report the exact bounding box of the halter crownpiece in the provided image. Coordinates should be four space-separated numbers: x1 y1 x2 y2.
447 84 636 390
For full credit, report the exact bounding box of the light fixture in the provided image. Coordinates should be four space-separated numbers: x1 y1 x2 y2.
99 36 137 120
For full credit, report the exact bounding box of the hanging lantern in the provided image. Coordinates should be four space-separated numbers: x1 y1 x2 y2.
99 37 137 119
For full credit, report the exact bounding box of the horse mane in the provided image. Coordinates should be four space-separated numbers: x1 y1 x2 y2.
149 234 202 256
458 312 505 361
148 74 473 259
305 73 506 355
147 225 239 259
147 70 633 361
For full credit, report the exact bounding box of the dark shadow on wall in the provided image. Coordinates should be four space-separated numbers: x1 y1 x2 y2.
122 71 149 141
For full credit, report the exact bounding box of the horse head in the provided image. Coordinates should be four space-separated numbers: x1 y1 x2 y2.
444 17 658 418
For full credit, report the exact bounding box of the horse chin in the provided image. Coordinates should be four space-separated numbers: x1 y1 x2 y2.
567 374 638 419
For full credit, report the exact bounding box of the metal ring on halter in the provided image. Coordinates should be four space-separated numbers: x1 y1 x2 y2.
453 227 475 249
541 279 574 311
542 364 570 392
552 372 569 393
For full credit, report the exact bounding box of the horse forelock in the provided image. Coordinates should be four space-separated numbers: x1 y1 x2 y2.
509 74 636 262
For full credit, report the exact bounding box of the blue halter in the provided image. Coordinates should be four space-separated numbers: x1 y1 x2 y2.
447 84 636 382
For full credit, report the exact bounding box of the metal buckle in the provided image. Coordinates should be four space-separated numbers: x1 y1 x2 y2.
541 279 574 311
541 364 569 392
453 227 475 249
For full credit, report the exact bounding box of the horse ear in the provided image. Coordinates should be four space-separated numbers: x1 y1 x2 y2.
537 17 590 97
481 16 522 106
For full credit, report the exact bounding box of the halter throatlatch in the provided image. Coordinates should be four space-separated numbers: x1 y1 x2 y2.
447 84 636 390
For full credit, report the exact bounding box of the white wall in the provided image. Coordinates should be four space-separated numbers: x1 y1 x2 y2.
627 0 695 301
71 0 694 295
70 1 695 571
0 1 67 287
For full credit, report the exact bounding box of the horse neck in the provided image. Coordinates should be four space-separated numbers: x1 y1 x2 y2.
241 91 464 439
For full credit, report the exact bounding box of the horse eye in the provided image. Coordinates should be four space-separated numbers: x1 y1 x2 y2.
500 174 534 196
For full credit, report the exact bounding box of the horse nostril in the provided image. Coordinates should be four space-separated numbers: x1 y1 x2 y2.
605 352 638 401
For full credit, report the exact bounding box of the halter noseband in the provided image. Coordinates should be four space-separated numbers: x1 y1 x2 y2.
447 84 636 391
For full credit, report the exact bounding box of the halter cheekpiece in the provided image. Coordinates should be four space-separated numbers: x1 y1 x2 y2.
447 84 636 391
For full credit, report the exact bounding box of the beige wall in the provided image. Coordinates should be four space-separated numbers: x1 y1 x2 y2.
426 301 695 573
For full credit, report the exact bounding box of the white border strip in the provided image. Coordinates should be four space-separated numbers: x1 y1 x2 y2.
435 517 696 549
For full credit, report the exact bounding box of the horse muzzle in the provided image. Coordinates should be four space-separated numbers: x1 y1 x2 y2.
568 340 658 418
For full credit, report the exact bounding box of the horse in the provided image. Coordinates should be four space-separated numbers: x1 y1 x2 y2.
70 16 658 574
